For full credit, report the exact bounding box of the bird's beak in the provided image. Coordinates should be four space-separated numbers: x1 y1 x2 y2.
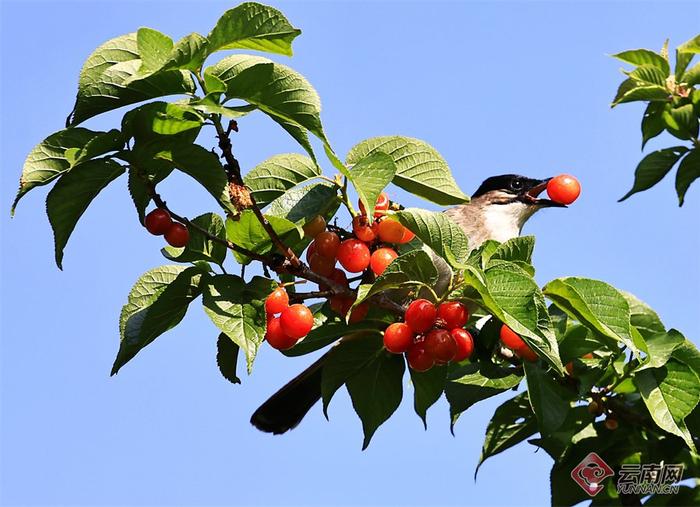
518 178 567 208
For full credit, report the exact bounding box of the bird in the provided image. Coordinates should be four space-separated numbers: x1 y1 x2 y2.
250 174 565 435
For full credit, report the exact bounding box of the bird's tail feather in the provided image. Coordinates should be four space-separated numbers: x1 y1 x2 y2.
250 352 327 434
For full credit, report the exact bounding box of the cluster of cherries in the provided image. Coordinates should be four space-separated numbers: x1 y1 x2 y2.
264 286 315 350
383 299 475 371
144 208 190 247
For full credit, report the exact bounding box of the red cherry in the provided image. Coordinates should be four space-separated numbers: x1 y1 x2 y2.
303 215 326 238
516 344 538 362
404 299 437 333
605 417 619 431
315 231 341 259
265 287 289 315
376 218 405 243
348 302 369 324
370 247 398 276
546 174 581 205
320 268 349 291
407 341 434 372
305 240 317 263
164 223 189 247
309 252 336 277
395 226 415 244
330 294 353 315
500 325 526 351
279 304 314 339
144 208 172 235
358 191 390 218
424 328 457 364
451 329 474 362
352 215 377 243
437 301 469 330
265 317 297 350
336 239 371 272
383 322 414 354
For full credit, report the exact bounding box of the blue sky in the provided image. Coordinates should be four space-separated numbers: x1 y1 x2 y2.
1 1 699 506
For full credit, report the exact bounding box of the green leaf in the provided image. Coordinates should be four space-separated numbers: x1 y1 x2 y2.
393 208 470 267
612 48 670 75
201 275 275 373
488 236 535 265
641 102 666 149
113 265 203 374
626 64 667 86
676 34 700 79
543 277 638 354
445 361 523 428
682 63 700 87
612 78 638 104
126 162 173 223
355 249 438 305
346 136 469 206
475 393 537 477
46 159 125 269
152 142 234 213
523 362 573 436
639 330 686 370
612 85 670 106
226 210 302 264
346 344 405 449
13 128 122 213
243 153 320 207
205 54 324 140
410 365 448 429
162 213 227 265
558 325 611 363
216 332 241 384
122 102 204 139
663 104 699 140
348 152 397 218
635 359 700 451
207 2 301 57
619 146 688 201
622 290 665 338
676 148 700 206
67 33 196 125
189 96 256 119
136 27 173 72
162 33 209 71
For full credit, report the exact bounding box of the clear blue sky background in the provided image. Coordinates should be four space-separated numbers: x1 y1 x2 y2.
2 1 699 506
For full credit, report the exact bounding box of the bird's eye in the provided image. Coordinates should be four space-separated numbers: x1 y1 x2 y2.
511 179 523 191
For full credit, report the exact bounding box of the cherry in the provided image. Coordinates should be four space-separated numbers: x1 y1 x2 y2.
336 239 371 272
279 304 314 339
320 268 349 291
407 341 434 372
358 192 390 218
516 344 538 362
265 287 289 315
424 328 457 364
451 328 474 362
383 322 414 354
315 231 341 258
303 215 326 238
352 215 376 243
330 294 353 315
500 325 526 351
376 218 405 244
348 302 369 324
604 417 618 431
165 223 189 247
305 240 317 263
547 174 581 205
437 301 469 330
405 299 437 333
309 252 336 277
588 400 602 416
265 317 297 350
370 247 398 276
395 227 415 244
144 208 173 235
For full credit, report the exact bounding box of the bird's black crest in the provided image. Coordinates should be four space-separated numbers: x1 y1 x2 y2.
472 174 544 198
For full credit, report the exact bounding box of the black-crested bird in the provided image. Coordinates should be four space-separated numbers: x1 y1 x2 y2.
250 174 565 435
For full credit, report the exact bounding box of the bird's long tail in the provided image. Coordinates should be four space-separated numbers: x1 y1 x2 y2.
250 352 328 434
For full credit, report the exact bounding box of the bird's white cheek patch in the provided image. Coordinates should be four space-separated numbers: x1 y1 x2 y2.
482 202 535 243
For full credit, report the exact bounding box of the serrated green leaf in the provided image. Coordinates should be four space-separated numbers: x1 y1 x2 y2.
618 146 688 201
524 362 573 436
207 2 301 57
626 64 667 86
201 275 275 373
346 136 469 206
216 332 241 384
476 392 537 477
13 128 121 213
641 102 666 149
635 359 700 451
136 27 173 72
613 78 638 104
613 48 670 75
162 212 227 265
122 102 204 139
676 148 700 206
355 249 438 305
559 326 612 363
113 265 203 374
676 34 700 79
225 210 302 264
126 161 174 223
682 63 700 87
46 159 125 269
189 96 256 119
393 208 469 267
488 236 535 265
612 85 670 106
663 104 699 140
347 152 397 218
243 153 320 207
67 33 195 126
639 330 686 371
410 365 448 429
622 290 665 338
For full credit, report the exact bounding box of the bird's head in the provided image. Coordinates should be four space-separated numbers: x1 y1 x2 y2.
472 174 566 208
